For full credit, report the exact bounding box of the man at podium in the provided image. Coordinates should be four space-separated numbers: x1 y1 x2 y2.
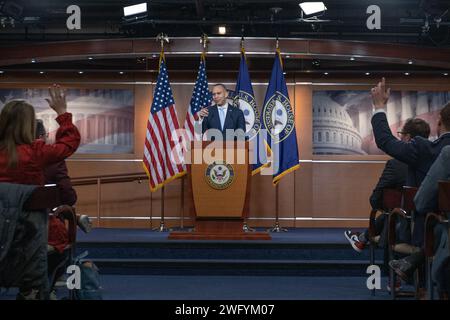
197 84 246 140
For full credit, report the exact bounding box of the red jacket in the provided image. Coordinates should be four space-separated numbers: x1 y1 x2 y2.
0 112 80 254
0 112 80 185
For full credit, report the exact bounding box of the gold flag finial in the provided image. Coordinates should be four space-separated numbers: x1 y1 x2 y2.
200 33 209 54
156 33 169 51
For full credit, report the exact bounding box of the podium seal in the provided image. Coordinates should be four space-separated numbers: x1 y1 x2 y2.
205 161 235 190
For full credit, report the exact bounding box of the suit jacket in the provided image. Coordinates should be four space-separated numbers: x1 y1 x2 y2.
372 112 450 246
371 112 450 187
370 159 407 210
201 105 246 140
414 145 450 214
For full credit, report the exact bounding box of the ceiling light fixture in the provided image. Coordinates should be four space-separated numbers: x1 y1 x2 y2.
299 2 327 16
218 26 226 35
123 3 147 17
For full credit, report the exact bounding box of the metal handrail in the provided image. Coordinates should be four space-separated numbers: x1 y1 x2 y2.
71 173 149 227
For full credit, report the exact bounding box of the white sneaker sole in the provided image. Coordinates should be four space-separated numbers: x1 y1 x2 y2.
344 231 363 253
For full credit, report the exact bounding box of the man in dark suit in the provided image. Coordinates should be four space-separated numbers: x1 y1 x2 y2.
345 118 430 253
414 146 450 299
198 84 246 140
371 78 450 289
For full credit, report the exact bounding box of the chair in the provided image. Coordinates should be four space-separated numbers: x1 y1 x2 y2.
387 186 419 299
368 188 402 296
424 181 450 300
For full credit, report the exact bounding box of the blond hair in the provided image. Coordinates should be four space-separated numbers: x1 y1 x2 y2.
0 100 36 167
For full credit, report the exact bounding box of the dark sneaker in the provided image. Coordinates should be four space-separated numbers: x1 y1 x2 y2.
78 215 92 233
344 230 365 253
388 259 414 283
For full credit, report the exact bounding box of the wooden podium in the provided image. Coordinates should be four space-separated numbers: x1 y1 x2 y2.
168 141 271 240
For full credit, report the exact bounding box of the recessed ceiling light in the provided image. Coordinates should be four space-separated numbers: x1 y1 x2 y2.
218 26 226 35
286 55 291 58
365 72 370 75
324 72 329 75
219 54 224 57
39 71 45 74
350 57 355 61
78 71 84 74
31 58 36 63
283 72 287 75
0 71 4 74
404 72 410 76
88 57 93 60
408 60 413 65
443 72 448 76
119 71 124 75
152 54 157 58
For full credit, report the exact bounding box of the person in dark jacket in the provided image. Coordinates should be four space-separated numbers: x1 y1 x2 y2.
345 118 430 253
35 119 91 242
371 78 450 247
197 84 246 141
371 77 450 295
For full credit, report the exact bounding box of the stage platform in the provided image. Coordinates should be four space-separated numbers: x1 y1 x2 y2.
75 227 384 277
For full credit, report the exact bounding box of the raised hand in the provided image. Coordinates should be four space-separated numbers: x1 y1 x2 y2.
371 77 391 109
45 84 67 115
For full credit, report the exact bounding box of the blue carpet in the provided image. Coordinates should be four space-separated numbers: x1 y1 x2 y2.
2 275 406 300
77 227 364 244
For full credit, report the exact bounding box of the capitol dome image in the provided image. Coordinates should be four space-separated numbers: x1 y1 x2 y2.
313 92 366 155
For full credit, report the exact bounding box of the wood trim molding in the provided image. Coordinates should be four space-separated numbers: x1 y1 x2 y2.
1 37 450 68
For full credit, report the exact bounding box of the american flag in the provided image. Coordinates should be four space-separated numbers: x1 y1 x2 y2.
183 54 212 141
143 56 186 192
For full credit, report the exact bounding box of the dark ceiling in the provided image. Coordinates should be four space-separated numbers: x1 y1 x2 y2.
0 0 449 46
1 0 449 77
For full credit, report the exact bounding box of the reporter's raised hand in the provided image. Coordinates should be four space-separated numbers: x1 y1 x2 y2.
371 77 391 109
45 84 67 115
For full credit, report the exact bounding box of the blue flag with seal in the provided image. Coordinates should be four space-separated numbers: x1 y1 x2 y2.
261 49 300 184
234 47 267 175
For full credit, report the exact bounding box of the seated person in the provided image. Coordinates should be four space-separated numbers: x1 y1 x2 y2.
345 118 431 252
390 145 450 296
35 119 91 240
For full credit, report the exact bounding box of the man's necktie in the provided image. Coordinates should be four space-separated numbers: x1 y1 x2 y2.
219 107 225 130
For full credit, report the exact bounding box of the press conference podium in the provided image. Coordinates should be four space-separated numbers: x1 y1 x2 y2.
168 141 271 240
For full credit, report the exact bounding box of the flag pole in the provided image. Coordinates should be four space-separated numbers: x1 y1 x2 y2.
269 183 287 232
240 35 255 233
180 176 185 229
153 185 169 232
152 32 170 233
